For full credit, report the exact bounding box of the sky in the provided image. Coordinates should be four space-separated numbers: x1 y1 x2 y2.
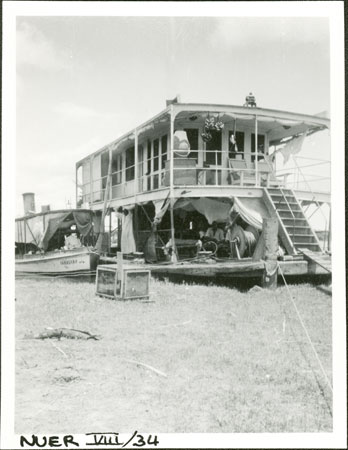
16 15 330 218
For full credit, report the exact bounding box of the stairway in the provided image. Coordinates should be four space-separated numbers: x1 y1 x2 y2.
263 188 322 255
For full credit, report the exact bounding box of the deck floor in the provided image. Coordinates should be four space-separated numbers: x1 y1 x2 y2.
98 257 330 278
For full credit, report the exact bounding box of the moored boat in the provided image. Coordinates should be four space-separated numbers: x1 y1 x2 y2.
15 246 99 275
15 199 100 275
74 96 331 282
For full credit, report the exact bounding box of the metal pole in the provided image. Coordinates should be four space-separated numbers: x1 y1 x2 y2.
234 118 237 158
169 106 177 262
109 207 112 254
89 157 93 205
134 128 138 199
75 164 78 208
109 148 113 201
255 115 258 186
24 218 27 254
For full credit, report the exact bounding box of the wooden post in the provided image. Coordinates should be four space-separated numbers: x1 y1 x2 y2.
75 164 78 208
169 106 177 262
24 218 27 254
261 218 278 289
134 204 139 252
117 251 124 298
328 203 331 252
255 115 259 186
95 151 113 253
89 156 93 205
134 128 138 197
108 208 112 254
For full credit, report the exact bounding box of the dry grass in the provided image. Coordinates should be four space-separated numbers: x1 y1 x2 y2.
15 276 332 433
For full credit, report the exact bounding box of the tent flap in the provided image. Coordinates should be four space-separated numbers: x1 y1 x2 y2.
40 212 71 250
230 197 270 230
72 211 93 237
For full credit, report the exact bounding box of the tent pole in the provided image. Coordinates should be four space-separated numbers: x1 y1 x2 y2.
255 115 258 186
233 119 237 157
328 203 331 252
109 208 112 254
95 149 113 253
134 128 138 199
75 164 78 208
169 105 177 262
24 219 26 254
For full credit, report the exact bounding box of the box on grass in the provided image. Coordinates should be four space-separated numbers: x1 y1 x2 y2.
96 265 150 300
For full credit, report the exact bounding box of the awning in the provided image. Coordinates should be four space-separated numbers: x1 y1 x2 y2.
15 210 94 250
172 196 270 230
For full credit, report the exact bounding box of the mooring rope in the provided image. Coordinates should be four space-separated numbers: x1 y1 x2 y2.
277 263 333 399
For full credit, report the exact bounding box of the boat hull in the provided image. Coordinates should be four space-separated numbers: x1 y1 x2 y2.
15 248 99 274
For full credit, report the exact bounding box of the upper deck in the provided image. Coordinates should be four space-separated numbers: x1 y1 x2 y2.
75 101 330 209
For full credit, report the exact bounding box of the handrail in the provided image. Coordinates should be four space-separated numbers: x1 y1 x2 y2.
276 160 329 172
278 187 297 242
292 156 328 249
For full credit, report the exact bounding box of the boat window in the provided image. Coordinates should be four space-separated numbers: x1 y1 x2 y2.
153 174 159 190
229 131 245 159
161 135 167 169
125 146 135 181
153 139 159 172
112 151 122 185
184 129 199 162
206 129 222 165
251 134 265 162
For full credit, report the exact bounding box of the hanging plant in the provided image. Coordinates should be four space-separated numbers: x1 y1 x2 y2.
201 131 212 143
203 114 224 132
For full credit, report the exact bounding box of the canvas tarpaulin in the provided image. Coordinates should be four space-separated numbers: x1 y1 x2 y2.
119 205 136 253
15 211 94 250
153 196 170 224
172 196 269 230
41 211 95 250
72 211 93 237
173 198 232 224
230 197 270 230
40 212 73 250
279 130 308 164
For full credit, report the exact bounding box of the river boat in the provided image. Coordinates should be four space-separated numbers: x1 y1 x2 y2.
15 207 99 274
74 96 331 280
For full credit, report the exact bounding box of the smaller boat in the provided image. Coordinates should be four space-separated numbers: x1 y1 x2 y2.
15 203 100 275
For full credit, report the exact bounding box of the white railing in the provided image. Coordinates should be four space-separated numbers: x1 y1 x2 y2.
275 156 330 193
77 150 331 205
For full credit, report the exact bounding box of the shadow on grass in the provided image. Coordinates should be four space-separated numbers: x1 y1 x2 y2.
17 272 332 293
152 273 332 292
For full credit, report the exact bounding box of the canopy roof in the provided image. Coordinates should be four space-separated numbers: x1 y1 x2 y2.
76 102 330 165
15 209 95 250
15 208 93 222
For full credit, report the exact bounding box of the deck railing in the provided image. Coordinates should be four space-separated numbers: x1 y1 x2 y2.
78 150 331 205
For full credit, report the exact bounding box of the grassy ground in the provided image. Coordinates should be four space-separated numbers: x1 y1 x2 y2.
15 276 332 433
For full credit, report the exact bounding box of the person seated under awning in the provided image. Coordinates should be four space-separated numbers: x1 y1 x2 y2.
205 221 224 242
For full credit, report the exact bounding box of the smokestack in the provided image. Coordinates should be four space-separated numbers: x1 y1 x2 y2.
22 192 36 215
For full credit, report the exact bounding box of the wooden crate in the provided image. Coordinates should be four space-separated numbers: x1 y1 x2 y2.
96 265 150 300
